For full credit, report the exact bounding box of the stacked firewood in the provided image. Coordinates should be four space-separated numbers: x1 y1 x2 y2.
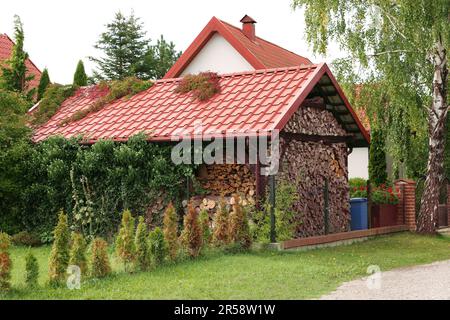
197 164 256 198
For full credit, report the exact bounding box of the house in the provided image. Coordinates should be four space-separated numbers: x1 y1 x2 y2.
31 15 370 238
0 33 42 90
164 15 369 180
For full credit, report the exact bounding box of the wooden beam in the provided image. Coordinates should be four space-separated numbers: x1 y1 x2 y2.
281 131 354 144
301 97 325 109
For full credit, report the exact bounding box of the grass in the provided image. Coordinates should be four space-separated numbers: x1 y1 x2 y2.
2 232 450 300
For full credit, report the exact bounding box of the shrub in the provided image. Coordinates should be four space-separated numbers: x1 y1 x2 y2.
163 203 178 261
11 231 42 247
180 204 202 258
175 72 220 101
229 196 252 250
148 227 167 266
212 199 229 247
199 209 212 247
0 232 12 290
115 210 136 272
69 232 88 275
135 217 150 271
48 212 70 285
25 251 39 288
90 237 111 278
349 178 368 198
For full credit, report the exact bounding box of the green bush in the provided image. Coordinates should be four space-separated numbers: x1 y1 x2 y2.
149 227 167 266
212 199 229 247
163 203 179 261
199 209 212 247
115 210 136 272
228 197 252 250
135 217 150 271
369 128 388 186
180 205 202 258
90 237 111 278
349 178 368 198
11 231 42 247
48 212 70 286
69 232 88 275
25 251 39 288
0 232 12 290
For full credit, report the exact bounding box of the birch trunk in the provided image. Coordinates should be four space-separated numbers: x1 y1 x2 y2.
417 38 448 234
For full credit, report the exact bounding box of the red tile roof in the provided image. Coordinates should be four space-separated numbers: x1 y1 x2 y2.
32 64 369 147
164 17 312 79
0 33 42 90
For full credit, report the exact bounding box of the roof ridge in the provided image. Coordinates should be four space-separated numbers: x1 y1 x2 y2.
219 19 312 63
156 64 320 84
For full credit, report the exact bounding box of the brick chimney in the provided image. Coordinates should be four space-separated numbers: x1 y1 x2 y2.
240 15 257 41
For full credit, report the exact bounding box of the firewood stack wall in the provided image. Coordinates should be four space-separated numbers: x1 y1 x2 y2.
278 105 351 238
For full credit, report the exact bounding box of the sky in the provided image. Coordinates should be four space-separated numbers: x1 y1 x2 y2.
0 0 346 84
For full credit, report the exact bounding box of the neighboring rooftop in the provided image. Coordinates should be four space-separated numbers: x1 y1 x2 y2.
0 33 42 90
164 16 312 78
32 64 369 147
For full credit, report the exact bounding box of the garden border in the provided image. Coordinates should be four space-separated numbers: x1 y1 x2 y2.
282 225 409 250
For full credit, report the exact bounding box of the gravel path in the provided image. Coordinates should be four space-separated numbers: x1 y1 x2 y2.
321 260 450 300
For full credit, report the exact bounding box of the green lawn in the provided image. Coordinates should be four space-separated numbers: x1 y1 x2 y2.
2 232 450 300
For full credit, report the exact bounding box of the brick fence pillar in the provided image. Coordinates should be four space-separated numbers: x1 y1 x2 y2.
447 184 450 227
394 179 416 231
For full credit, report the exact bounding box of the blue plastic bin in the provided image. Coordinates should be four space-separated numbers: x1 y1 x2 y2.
350 198 368 230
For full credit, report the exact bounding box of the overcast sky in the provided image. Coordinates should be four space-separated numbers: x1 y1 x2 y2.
0 0 346 84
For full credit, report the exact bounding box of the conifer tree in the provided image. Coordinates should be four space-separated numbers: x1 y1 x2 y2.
73 60 88 86
212 199 229 247
199 209 211 247
163 203 178 261
115 209 136 272
0 15 34 97
0 232 12 290
229 196 252 250
69 232 88 275
25 251 39 288
181 204 202 258
48 212 70 285
369 128 387 186
37 68 50 101
90 237 111 278
148 227 167 266
135 216 150 271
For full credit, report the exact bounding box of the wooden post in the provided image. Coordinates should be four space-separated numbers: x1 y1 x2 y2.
269 174 276 243
323 178 330 234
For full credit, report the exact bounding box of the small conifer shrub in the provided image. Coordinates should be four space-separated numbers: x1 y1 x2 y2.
90 237 111 278
199 209 212 247
115 209 136 272
48 212 70 285
181 204 202 258
163 203 179 261
148 227 167 266
212 199 230 247
229 196 252 250
69 232 88 275
0 232 12 290
135 217 150 271
25 251 39 288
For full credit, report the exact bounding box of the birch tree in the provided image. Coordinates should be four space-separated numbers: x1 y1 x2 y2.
292 0 449 233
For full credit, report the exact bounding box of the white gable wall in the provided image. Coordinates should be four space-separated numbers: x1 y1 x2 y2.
348 147 369 179
181 33 254 76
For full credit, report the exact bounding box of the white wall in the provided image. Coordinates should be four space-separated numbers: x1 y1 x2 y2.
181 33 254 76
348 147 369 179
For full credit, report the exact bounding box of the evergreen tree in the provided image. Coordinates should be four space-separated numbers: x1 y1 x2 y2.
212 199 229 247
0 15 34 97
138 35 181 79
73 60 88 86
115 209 136 272
37 68 50 101
135 216 150 271
90 11 149 80
228 196 252 250
369 128 388 186
90 237 111 278
180 204 202 258
148 227 167 266
25 251 39 288
69 232 88 275
48 212 70 285
163 203 178 261
0 232 12 290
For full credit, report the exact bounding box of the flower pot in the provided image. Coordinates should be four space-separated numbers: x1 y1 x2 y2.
371 204 398 228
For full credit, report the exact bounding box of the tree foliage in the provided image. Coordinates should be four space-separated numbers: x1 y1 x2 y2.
25 251 39 288
212 199 229 247
90 11 149 81
148 227 167 266
48 212 70 285
135 216 150 271
0 15 35 99
163 203 179 261
369 128 388 185
73 60 88 87
90 237 111 278
180 204 202 258
37 68 51 101
69 232 88 275
0 232 12 291
115 209 136 271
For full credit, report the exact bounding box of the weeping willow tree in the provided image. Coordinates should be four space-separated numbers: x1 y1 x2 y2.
292 0 449 233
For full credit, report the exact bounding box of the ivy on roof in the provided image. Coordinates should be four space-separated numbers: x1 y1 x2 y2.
174 72 220 102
